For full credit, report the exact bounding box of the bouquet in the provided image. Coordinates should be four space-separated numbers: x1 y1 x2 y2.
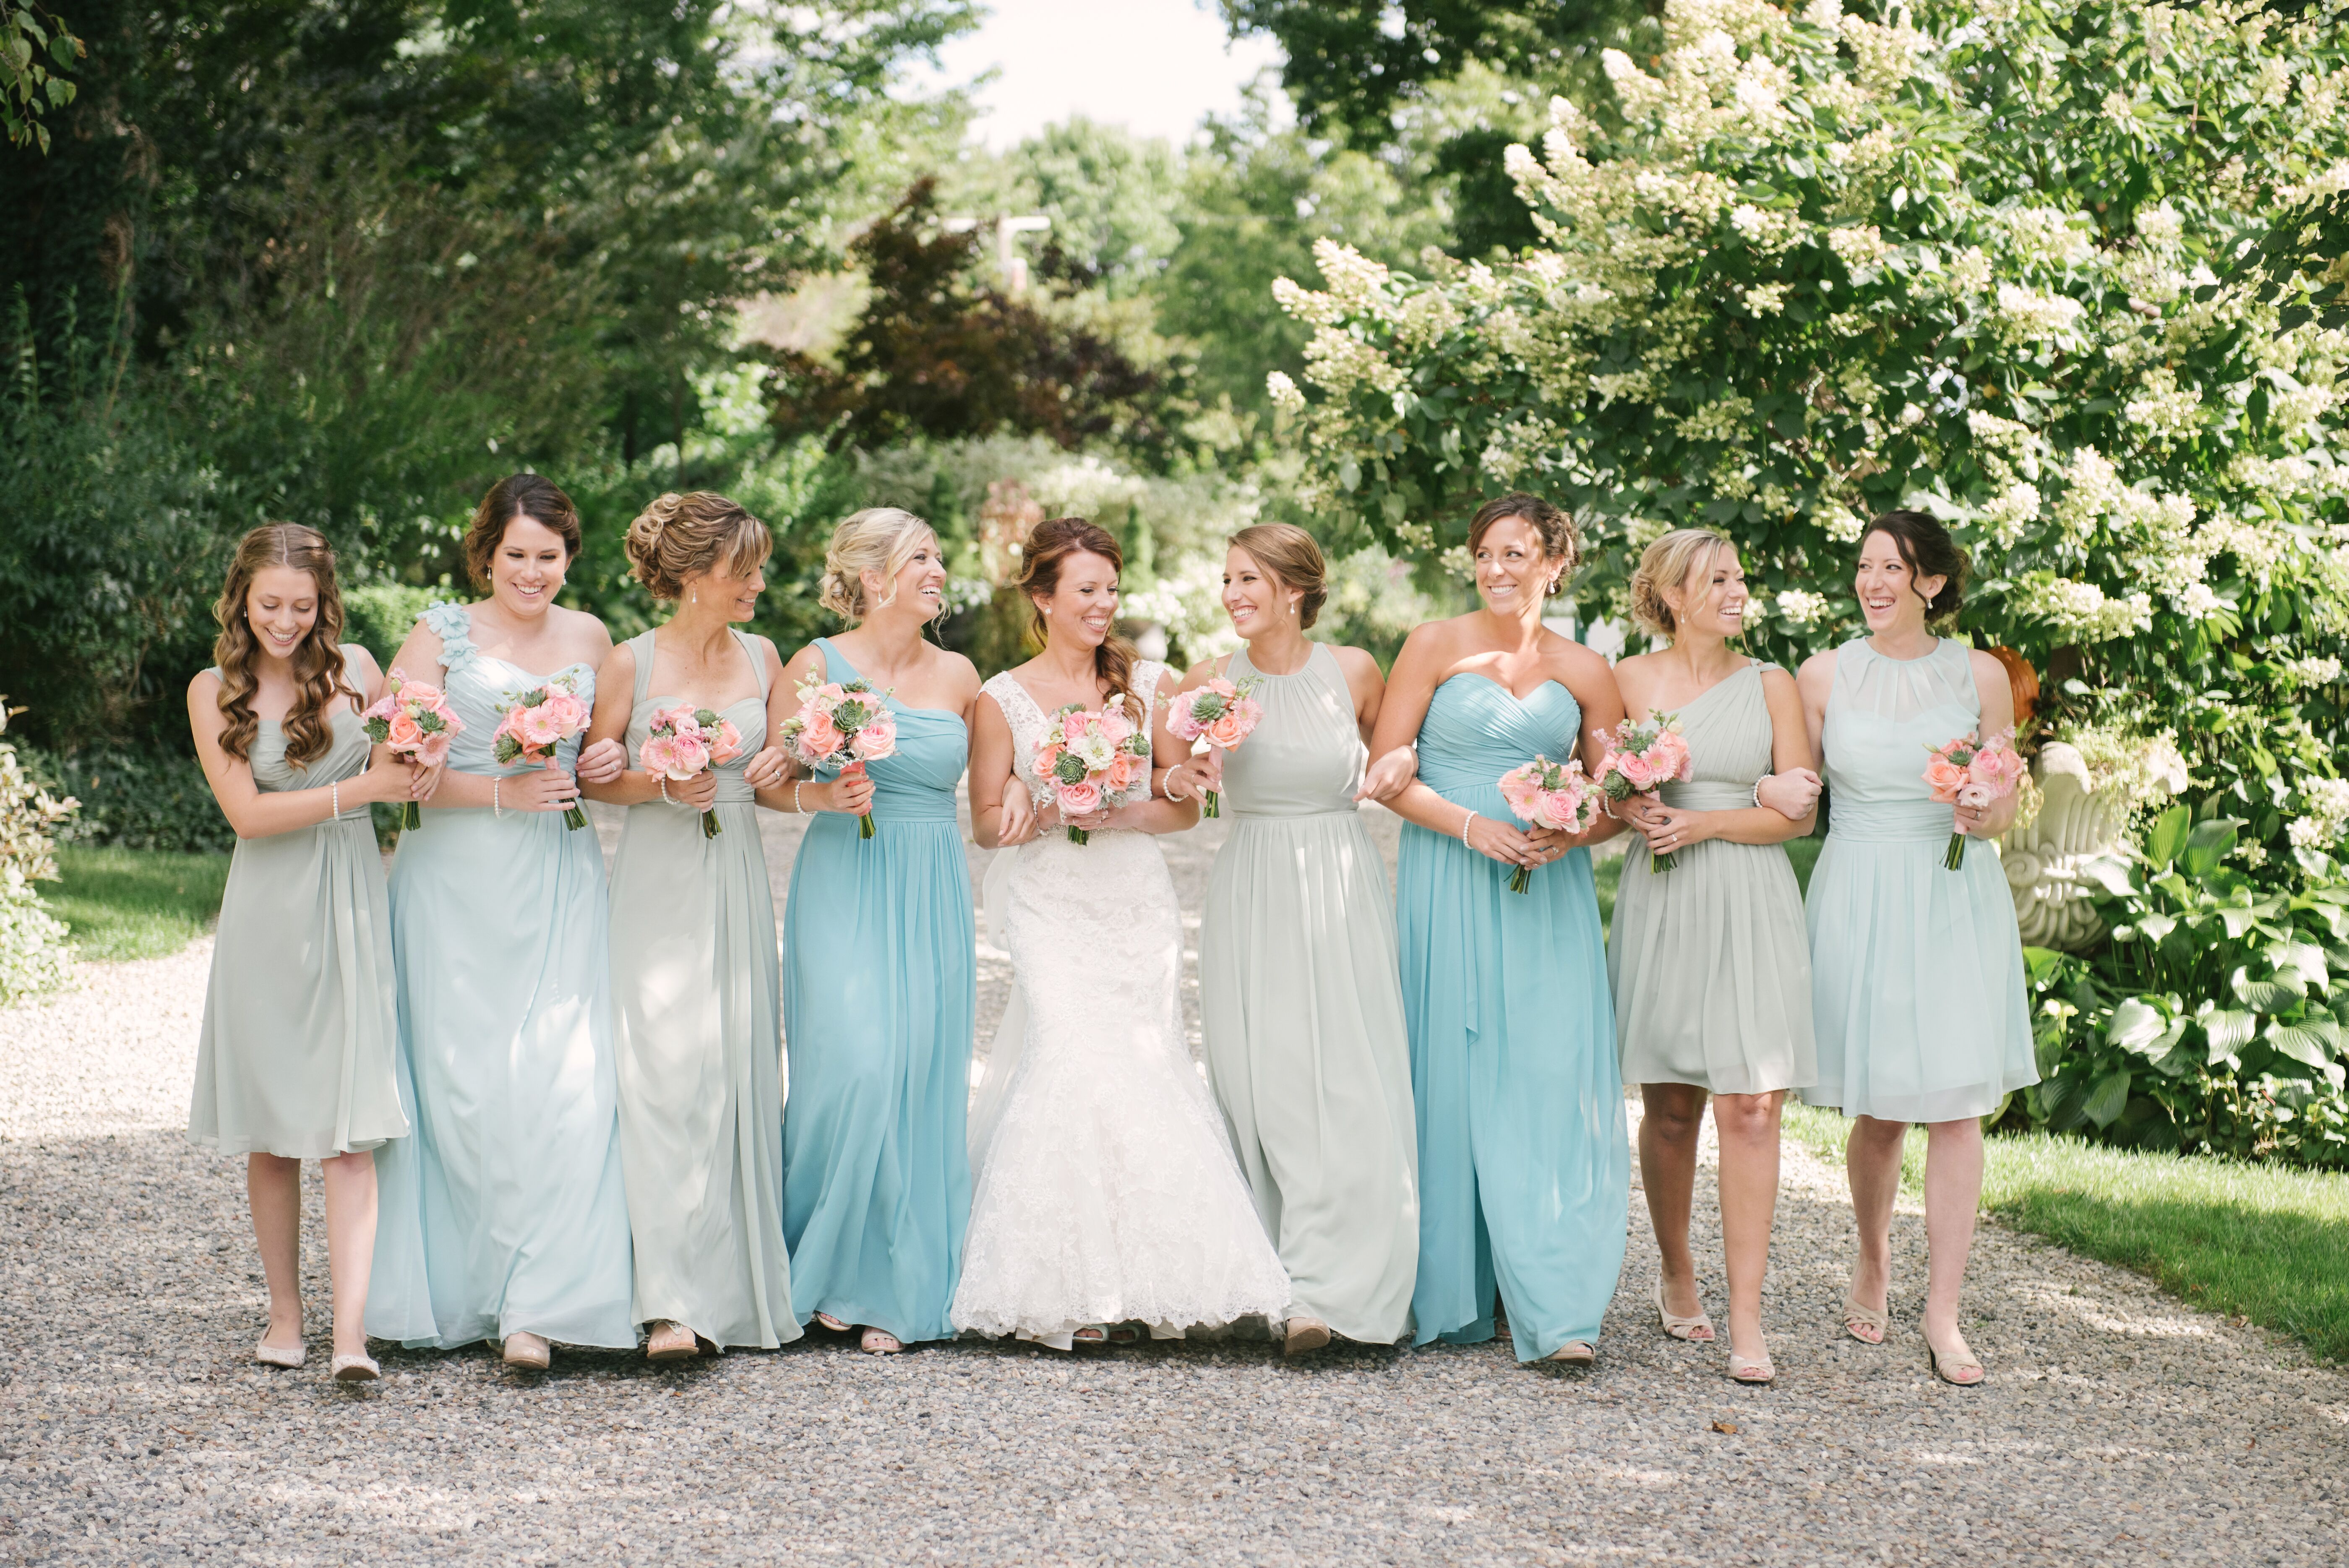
1034 702 1152 844
1594 713 1695 872
1496 754 1603 893
1924 729 2025 870
359 668 463 830
492 675 594 830
777 675 896 839
1163 675 1263 818
639 704 746 839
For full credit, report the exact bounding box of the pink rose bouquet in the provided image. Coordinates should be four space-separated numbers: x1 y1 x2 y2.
1594 712 1695 872
640 704 746 839
359 667 464 829
1924 729 2024 869
1496 754 1603 894
1034 701 1152 844
1163 675 1264 818
492 675 594 830
778 675 896 839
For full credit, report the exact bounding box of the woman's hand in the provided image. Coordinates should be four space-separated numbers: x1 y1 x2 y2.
819 763 875 818
741 746 790 791
1165 753 1222 803
998 781 1038 845
1954 784 2000 839
662 769 720 810
1358 745 1418 803
409 762 444 803
1756 767 1821 819
1640 806 1716 856
576 736 627 787
509 761 583 814
1464 812 1541 867
357 751 415 805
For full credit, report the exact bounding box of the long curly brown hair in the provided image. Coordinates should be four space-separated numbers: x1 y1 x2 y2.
1016 517 1141 724
211 524 357 770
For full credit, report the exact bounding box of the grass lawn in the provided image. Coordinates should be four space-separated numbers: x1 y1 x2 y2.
1782 1102 2349 1364
44 846 232 963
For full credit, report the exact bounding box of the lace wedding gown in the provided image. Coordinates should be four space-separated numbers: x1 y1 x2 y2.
951 663 1292 1348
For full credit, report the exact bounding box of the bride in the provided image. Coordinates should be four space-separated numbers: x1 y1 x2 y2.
954 516 1291 1349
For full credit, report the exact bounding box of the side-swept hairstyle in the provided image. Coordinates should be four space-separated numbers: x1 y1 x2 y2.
818 507 941 624
1628 528 1735 638
211 524 356 769
1228 523 1330 630
624 491 772 602
1015 517 1142 724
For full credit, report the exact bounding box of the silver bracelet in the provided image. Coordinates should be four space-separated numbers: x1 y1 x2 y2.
1460 808 1478 847
493 777 503 818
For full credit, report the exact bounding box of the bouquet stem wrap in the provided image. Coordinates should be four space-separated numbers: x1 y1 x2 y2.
1163 675 1263 821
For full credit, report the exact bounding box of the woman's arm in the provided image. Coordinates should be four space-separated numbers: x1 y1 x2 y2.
1556 642 1628 849
752 641 871 820
1160 653 1229 805
966 693 1029 849
579 643 717 810
1335 644 1386 745
186 672 414 839
1109 682 1202 836
1963 648 2023 838
1635 666 1817 853
1359 625 1540 867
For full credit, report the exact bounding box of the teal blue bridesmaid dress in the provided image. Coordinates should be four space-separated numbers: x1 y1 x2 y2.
366 603 637 1350
780 637 975 1344
1398 675 1629 1362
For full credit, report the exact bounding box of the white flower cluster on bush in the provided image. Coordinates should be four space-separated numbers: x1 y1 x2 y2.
0 704 77 1007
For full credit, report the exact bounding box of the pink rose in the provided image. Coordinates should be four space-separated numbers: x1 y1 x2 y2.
1168 708 1203 742
1924 757 1968 801
1616 752 1654 791
707 719 744 765
1057 780 1102 816
797 712 843 763
1098 710 1136 745
386 710 424 750
1062 712 1090 743
852 713 897 762
1970 747 2021 788
671 732 711 776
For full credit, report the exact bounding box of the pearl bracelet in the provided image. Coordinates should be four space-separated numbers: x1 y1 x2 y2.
794 781 807 815
1460 808 1478 848
660 778 673 806
329 781 340 821
493 778 503 818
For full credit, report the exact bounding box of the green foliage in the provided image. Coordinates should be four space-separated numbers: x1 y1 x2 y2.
0 697 76 1005
44 846 231 964
0 0 79 153
17 743 237 855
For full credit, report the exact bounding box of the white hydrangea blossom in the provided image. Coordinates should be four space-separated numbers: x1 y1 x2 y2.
1977 482 2043 547
1816 502 1867 543
2289 777 2349 849
1996 283 2086 342
1742 282 1790 315
2283 656 2344 688
1265 372 1305 416
1826 224 1891 269
2024 577 2155 641
2125 367 2204 438
1775 588 1830 626
1677 395 1755 443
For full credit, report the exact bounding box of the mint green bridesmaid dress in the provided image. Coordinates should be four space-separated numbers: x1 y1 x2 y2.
366 603 636 1350
1399 675 1629 1362
780 637 974 1345
607 628 797 1349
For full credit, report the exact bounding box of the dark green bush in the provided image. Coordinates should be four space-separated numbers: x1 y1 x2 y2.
16 743 236 855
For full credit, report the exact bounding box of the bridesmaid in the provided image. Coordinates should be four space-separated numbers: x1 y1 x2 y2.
1164 523 1418 1355
774 507 980 1355
1795 509 2037 1386
1608 529 1820 1385
367 474 637 1370
187 524 433 1381
1367 492 1632 1367
583 492 800 1360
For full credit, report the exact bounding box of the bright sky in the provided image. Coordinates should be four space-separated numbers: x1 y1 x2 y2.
932 0 1288 150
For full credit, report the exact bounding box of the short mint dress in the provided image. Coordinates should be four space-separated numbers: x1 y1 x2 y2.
608 628 797 1349
367 603 636 1350
1803 638 2037 1123
780 637 975 1345
1399 675 1629 1362
188 677 406 1159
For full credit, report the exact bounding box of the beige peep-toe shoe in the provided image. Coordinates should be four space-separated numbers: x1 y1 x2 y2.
1653 1279 1715 1343
645 1321 700 1361
1546 1341 1597 1366
1843 1295 1890 1346
1727 1347 1776 1385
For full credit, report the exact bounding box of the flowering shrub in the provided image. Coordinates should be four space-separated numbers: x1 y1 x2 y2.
0 698 77 1005
1269 0 2349 1159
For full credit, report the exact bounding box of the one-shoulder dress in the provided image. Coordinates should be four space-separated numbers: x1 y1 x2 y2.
1609 661 1817 1094
1398 675 1629 1362
1196 643 1417 1344
188 675 407 1159
609 627 796 1349
367 603 636 1351
781 636 975 1346
1804 638 2037 1122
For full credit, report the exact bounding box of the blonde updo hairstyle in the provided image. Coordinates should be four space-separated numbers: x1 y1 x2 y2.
1629 527 1736 638
624 491 771 602
1228 523 1329 630
818 507 941 625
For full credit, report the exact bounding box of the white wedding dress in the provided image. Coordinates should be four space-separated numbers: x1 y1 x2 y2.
952 663 1292 1348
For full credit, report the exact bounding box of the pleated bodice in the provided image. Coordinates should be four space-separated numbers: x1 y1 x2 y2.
1821 637 1980 841
1418 675 1585 805
1220 644 1362 816
813 637 962 823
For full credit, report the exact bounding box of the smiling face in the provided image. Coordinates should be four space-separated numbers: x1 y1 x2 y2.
1472 515 1561 612
1033 548 1120 650
1854 528 1945 635
490 512 572 619
1671 543 1749 641
1222 545 1296 639
869 529 946 623
688 556 768 624
244 566 321 664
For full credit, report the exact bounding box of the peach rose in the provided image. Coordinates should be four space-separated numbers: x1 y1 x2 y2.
1615 752 1654 791
1103 754 1140 795
797 712 843 763
1057 780 1102 816
1205 711 1248 748
386 709 424 750
852 712 897 761
1924 756 1968 801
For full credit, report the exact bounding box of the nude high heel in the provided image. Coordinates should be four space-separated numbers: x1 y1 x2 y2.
1653 1279 1715 1343
1284 1317 1332 1356
1843 1295 1889 1346
502 1332 551 1370
1546 1341 1596 1366
645 1321 700 1361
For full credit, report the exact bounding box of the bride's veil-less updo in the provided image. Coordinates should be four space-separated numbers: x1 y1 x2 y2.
1015 517 1142 725
817 508 943 625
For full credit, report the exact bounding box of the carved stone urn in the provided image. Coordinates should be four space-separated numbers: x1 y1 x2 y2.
1997 743 2129 952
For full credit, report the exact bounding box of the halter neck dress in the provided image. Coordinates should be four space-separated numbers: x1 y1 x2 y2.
366 602 636 1351
188 664 406 1159
608 626 796 1349
1609 661 1817 1094
780 637 975 1345
1398 674 1629 1362
1196 643 1417 1344
1804 638 2036 1122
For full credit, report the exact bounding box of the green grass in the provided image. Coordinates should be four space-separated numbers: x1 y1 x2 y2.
1783 1102 2349 1363
43 846 232 963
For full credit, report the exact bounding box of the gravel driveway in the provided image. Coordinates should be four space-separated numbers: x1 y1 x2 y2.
3 803 2345 1564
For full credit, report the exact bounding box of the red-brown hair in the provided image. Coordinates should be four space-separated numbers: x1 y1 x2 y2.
1016 516 1142 724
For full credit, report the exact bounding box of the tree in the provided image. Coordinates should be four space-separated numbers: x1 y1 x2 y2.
0 0 81 152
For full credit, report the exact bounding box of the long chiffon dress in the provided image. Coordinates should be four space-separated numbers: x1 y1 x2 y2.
1398 675 1629 1362
188 678 407 1159
367 603 637 1351
951 662 1290 1347
608 627 797 1349
1196 643 1417 1344
1609 661 1817 1094
1803 637 2037 1122
780 637 974 1345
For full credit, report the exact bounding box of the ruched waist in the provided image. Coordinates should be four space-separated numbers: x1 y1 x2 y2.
1828 799 1956 843
711 776 756 806
1228 807 1363 823
868 788 959 824
1660 781 1755 810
